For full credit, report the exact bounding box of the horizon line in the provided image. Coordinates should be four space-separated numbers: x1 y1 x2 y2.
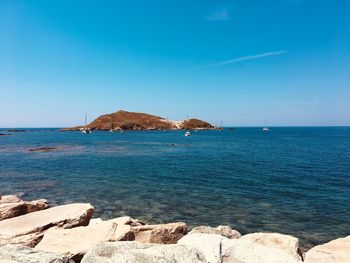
1 125 350 129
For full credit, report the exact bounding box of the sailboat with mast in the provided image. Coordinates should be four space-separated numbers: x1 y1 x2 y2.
81 114 91 133
184 114 191 136
262 119 269 132
218 120 224 131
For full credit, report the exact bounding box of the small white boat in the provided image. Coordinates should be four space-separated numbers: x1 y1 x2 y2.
185 131 191 137
81 129 91 134
110 128 123 133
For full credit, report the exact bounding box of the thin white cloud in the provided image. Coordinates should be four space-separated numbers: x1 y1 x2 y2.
275 97 321 109
205 9 231 21
201 50 287 68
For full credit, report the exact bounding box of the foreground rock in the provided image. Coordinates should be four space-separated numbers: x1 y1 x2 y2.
81 241 206 263
132 222 187 244
35 217 138 262
305 236 350 263
189 225 241 239
178 233 225 263
0 245 73 263
0 195 48 221
178 233 301 263
0 195 21 203
241 232 302 260
0 203 94 247
222 238 302 263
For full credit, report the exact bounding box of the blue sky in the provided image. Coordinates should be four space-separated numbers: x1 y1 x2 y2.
1 0 349 127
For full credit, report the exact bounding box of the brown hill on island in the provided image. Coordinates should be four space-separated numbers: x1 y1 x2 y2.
181 119 214 130
63 110 215 131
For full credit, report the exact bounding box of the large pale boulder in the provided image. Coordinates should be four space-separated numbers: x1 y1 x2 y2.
178 233 225 263
0 203 94 247
81 241 207 263
305 236 350 263
132 222 187 244
189 225 241 239
0 245 73 263
178 233 301 263
241 233 302 260
88 218 103 225
35 219 134 262
0 195 48 221
222 239 302 263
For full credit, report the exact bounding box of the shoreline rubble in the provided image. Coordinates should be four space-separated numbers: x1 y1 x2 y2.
0 195 348 263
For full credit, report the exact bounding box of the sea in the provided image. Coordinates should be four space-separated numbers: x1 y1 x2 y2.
0 127 349 249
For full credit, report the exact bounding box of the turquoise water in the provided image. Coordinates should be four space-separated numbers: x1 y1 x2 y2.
0 127 349 249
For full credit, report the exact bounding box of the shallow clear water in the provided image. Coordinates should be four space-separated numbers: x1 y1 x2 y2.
1 127 349 249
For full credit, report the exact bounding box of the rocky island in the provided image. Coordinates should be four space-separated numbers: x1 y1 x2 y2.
62 110 216 131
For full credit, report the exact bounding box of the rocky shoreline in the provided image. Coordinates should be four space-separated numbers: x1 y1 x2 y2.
0 195 348 263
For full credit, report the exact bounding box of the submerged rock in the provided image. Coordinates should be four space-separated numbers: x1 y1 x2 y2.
28 147 60 152
35 220 134 262
132 222 187 244
305 236 350 263
0 195 48 221
0 203 94 247
81 241 206 263
189 225 241 239
0 245 73 263
7 129 27 132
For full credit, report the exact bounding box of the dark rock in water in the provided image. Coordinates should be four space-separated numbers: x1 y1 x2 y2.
0 133 11 136
28 147 59 152
7 129 27 132
62 110 216 131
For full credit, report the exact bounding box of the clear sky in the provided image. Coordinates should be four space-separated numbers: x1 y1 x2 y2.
1 0 349 127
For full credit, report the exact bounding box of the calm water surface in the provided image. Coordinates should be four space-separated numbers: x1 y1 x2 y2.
0 127 349 249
